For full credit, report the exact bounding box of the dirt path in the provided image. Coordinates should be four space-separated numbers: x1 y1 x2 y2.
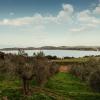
59 65 71 72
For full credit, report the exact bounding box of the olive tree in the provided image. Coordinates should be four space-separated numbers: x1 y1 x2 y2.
89 70 100 92
0 51 34 95
33 52 59 87
0 51 59 95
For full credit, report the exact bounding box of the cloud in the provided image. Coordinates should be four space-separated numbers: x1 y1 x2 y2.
69 23 98 33
0 4 74 26
0 18 30 26
93 4 100 15
1 3 100 47
57 4 74 23
77 9 100 25
62 4 74 13
77 10 92 22
70 27 86 32
70 5 100 33
0 3 100 35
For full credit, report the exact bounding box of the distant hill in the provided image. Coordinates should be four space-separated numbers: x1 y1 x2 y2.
0 46 100 51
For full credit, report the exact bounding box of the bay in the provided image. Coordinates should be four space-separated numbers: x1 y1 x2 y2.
1 50 100 58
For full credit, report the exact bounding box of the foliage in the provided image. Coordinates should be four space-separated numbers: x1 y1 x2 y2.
89 70 100 92
0 51 59 95
33 52 59 87
70 57 100 92
0 72 100 100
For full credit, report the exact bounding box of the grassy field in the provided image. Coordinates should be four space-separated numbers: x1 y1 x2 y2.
52 57 100 65
0 73 100 100
52 57 88 65
46 73 100 100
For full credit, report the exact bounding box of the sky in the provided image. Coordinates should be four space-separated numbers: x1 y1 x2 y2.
0 0 100 48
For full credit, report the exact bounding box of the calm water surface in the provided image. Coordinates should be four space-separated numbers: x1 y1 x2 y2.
1 50 100 58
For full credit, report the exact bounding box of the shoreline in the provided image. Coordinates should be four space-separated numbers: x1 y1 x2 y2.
0 49 99 51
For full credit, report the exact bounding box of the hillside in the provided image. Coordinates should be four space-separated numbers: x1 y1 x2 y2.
1 46 100 51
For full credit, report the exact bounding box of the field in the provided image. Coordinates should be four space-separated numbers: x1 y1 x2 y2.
46 73 100 100
52 57 89 65
0 72 100 100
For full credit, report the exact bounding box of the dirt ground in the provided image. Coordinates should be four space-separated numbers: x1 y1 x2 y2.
59 65 71 72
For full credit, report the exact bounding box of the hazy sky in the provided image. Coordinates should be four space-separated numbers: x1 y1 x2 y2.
0 0 100 48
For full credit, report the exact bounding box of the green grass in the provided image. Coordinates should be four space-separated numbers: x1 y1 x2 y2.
0 73 100 100
0 80 20 91
0 79 56 100
52 57 100 64
46 73 100 100
0 88 54 100
46 73 91 92
52 58 88 65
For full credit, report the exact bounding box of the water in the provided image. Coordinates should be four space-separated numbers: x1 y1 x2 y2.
1 50 100 58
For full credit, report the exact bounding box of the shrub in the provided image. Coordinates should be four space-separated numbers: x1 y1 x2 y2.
70 57 100 92
0 51 59 95
33 52 59 87
89 71 100 92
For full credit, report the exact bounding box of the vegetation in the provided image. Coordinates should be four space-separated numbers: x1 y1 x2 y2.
1 72 100 100
0 51 100 99
46 73 100 100
70 57 100 92
0 51 59 98
89 70 100 92
52 57 88 65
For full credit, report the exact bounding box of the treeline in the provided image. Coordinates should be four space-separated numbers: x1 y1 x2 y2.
0 51 59 95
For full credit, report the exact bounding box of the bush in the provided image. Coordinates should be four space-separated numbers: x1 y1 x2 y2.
89 71 100 92
0 51 59 95
70 57 100 92
33 52 59 87
70 57 100 82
